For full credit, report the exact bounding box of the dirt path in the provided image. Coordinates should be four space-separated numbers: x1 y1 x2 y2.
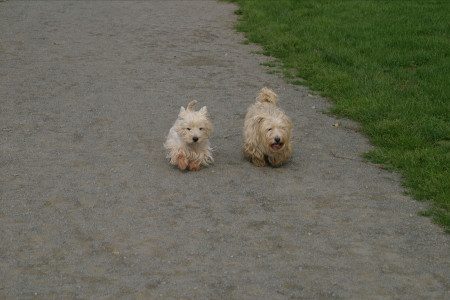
1 1 448 298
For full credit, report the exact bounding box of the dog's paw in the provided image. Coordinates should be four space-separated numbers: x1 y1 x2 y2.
252 157 266 167
188 161 201 171
178 159 188 170
268 156 282 167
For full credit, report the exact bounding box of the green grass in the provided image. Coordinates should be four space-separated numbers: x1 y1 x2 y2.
230 0 450 231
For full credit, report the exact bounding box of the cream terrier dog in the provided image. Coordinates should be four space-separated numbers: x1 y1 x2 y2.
243 87 293 167
164 100 213 171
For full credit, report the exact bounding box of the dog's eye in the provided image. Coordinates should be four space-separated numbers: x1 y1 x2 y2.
268 128 272 131
199 128 204 131
187 128 191 131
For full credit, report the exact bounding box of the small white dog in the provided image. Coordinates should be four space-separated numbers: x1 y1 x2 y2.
164 100 213 171
243 87 293 167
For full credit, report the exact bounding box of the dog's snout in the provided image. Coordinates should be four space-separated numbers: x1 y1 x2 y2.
193 136 199 142
275 136 281 143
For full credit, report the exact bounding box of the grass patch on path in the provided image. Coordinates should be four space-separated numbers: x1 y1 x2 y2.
231 0 450 231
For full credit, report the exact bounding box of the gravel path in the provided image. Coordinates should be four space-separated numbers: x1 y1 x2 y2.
1 1 448 298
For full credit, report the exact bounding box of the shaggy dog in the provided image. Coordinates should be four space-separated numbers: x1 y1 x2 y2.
243 87 293 167
164 100 213 171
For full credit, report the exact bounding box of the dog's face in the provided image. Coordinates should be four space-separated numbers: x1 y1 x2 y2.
176 106 213 145
259 116 292 153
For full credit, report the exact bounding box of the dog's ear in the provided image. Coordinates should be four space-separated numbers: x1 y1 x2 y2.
179 106 186 116
254 116 264 124
199 106 208 115
252 116 265 135
187 100 198 111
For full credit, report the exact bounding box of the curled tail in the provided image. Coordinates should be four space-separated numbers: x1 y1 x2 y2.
187 100 198 111
256 87 278 105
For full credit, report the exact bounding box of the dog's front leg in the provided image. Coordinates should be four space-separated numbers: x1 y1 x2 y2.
244 142 266 167
268 155 283 167
177 150 189 170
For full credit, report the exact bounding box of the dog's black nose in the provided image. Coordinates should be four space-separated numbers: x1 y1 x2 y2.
193 136 199 142
275 136 281 143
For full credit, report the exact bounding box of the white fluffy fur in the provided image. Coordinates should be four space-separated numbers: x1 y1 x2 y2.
243 87 293 167
164 100 213 171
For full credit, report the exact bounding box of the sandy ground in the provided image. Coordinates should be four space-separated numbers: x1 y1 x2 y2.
0 1 448 298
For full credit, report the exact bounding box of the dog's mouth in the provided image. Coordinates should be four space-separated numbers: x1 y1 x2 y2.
270 142 284 150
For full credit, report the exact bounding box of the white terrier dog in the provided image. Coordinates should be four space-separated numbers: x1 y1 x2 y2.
243 87 293 167
164 100 213 171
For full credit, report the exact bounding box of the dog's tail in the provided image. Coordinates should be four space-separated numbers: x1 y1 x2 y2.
187 100 198 111
256 87 278 105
